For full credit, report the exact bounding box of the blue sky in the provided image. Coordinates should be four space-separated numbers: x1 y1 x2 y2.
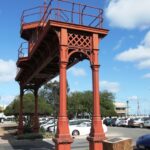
0 0 150 115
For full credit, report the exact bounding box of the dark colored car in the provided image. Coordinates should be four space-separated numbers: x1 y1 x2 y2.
128 118 134 127
136 134 150 150
103 118 112 126
111 118 117 126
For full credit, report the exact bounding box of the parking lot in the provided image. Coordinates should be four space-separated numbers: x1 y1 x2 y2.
106 126 150 144
0 122 150 150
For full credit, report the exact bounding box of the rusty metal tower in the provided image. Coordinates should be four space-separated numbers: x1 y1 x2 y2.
15 0 108 150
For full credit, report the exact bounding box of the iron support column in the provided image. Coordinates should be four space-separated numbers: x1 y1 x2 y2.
53 28 73 150
87 33 105 150
33 88 39 133
18 87 24 134
53 61 73 150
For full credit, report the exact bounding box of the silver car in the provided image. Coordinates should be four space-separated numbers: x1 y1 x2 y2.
144 119 150 128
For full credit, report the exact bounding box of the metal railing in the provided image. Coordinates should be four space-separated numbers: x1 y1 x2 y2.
21 5 46 25
21 0 103 28
18 0 103 59
18 42 28 58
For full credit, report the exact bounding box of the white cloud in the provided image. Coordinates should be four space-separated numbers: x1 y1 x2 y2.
105 0 150 29
116 31 150 70
138 59 150 69
0 59 16 82
142 73 150 79
113 37 124 50
0 95 16 106
116 46 150 62
100 80 120 93
69 67 86 77
127 96 138 101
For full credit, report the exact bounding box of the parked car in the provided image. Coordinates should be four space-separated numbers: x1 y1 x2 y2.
40 119 57 131
48 119 107 136
69 122 107 136
39 117 54 125
69 119 91 125
136 134 150 149
111 118 118 126
128 118 134 127
48 119 91 132
129 118 145 128
115 118 124 126
69 122 91 136
39 117 54 126
118 118 130 127
144 119 150 128
103 118 112 126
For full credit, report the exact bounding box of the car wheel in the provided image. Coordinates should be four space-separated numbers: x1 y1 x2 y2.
140 124 144 128
72 130 80 136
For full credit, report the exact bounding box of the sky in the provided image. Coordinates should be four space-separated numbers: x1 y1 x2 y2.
0 0 150 115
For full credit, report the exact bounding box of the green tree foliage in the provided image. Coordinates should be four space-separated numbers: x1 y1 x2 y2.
100 90 117 117
39 80 70 116
68 91 92 117
39 80 60 105
68 90 117 118
4 86 116 118
4 93 52 116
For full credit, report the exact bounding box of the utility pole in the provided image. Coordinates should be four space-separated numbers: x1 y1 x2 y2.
126 100 129 117
137 99 140 117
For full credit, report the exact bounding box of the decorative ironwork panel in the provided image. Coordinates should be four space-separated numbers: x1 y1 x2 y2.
68 32 92 50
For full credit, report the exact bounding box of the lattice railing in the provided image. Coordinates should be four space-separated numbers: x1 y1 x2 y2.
68 32 92 49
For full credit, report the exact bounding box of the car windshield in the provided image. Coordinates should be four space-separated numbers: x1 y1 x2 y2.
78 122 91 127
69 119 91 125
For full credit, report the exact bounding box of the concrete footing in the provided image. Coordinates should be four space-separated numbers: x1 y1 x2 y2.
103 137 133 150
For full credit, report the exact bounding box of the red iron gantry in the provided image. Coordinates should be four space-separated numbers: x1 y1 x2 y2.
15 0 108 150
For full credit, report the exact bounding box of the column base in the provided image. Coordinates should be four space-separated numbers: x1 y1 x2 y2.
53 136 73 150
87 135 105 150
89 142 103 150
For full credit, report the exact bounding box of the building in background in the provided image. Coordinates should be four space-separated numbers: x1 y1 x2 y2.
0 104 6 112
114 102 127 117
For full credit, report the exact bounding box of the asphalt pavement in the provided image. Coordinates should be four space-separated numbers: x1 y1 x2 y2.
0 123 150 150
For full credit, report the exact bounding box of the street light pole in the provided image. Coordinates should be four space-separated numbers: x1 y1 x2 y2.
126 100 129 117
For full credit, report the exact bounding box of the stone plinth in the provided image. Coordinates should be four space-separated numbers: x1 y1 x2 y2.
103 137 133 150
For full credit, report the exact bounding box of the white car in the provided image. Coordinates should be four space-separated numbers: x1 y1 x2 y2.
48 119 91 132
40 119 57 131
132 118 145 128
69 122 107 136
144 119 150 128
120 118 130 126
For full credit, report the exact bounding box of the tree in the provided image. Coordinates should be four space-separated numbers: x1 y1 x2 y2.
68 90 117 118
68 91 93 119
4 93 53 116
100 90 117 117
39 80 70 116
39 80 59 105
